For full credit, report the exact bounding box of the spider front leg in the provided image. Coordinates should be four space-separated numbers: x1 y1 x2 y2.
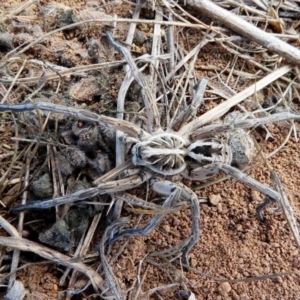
109 180 200 266
11 171 152 212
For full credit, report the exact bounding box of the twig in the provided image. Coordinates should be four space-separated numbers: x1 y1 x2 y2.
179 64 294 136
7 158 30 289
0 216 105 292
186 0 300 65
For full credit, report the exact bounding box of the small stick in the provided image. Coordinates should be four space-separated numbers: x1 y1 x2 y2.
0 236 105 292
179 64 294 137
186 0 300 65
7 160 30 289
11 172 152 212
1 59 27 104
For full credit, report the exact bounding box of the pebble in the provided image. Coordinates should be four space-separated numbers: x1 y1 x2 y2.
162 224 171 233
218 282 231 295
190 257 198 268
209 194 222 205
133 30 147 44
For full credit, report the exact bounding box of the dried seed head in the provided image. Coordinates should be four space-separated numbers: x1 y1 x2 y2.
67 177 90 193
77 126 99 153
98 125 115 148
133 29 147 45
64 206 90 242
86 153 112 179
40 3 73 27
31 172 53 198
56 152 74 176
87 38 101 59
39 219 74 251
19 111 40 135
62 148 87 169
72 121 85 136
60 129 75 145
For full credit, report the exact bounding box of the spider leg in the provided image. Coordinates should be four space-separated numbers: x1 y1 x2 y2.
150 181 201 266
185 163 221 181
170 78 208 131
109 183 181 244
191 112 300 140
109 180 200 266
256 197 276 221
106 31 162 134
219 163 281 201
0 102 151 140
12 171 152 213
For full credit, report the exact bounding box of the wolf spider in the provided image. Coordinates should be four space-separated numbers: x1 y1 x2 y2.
2 32 300 264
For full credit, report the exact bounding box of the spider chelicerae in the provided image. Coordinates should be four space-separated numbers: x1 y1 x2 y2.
2 32 300 265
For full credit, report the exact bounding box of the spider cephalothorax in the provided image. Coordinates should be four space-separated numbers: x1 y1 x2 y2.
132 133 187 175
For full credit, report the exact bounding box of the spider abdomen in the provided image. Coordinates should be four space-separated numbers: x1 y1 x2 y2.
188 139 232 165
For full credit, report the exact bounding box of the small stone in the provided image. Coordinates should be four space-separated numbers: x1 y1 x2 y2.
217 203 223 213
69 76 101 101
190 257 198 268
162 224 171 233
133 29 147 44
147 244 155 252
31 172 53 198
218 282 231 295
272 276 283 283
156 239 162 246
209 194 222 205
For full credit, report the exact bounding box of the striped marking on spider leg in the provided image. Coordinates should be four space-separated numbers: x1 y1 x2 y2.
170 78 209 131
219 163 281 201
109 186 182 244
153 181 200 265
12 173 151 212
0 103 36 112
222 164 300 246
0 101 151 140
192 112 300 140
98 218 129 300
270 171 300 247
